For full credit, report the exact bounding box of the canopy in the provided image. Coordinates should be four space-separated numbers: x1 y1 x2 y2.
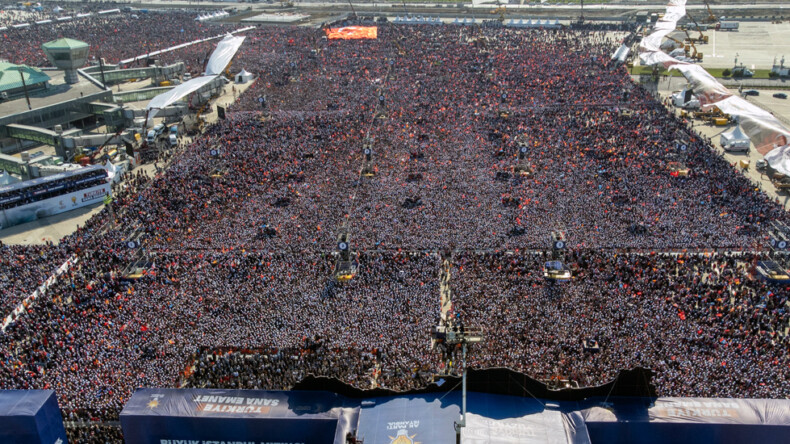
146 76 215 118
0 170 19 186
205 34 245 76
235 69 253 84
720 124 750 150
147 34 245 119
611 44 630 63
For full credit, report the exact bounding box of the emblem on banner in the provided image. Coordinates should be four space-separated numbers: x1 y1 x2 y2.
147 393 165 409
389 430 420 444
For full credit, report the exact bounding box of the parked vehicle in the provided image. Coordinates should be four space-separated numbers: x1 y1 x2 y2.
756 159 767 171
743 90 759 97
773 93 788 99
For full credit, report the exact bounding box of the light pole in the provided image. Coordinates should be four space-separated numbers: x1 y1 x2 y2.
432 319 483 443
17 67 32 110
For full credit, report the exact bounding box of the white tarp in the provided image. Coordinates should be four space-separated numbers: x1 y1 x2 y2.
639 0 790 176
720 124 751 150
205 34 245 76
639 0 687 66
146 76 216 118
104 160 119 183
148 33 245 119
0 171 20 186
611 44 630 63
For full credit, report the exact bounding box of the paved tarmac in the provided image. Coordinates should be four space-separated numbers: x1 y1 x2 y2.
699 22 790 69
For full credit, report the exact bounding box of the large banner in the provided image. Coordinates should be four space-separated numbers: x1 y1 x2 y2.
355 392 589 444
0 183 110 230
581 397 790 444
121 388 358 444
356 393 460 444
0 390 68 444
325 26 378 40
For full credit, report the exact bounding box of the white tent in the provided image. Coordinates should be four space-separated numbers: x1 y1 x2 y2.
52 6 63 13
0 171 19 186
235 69 253 84
720 124 751 152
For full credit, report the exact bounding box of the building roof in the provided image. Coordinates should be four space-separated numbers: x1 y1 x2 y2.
0 62 51 93
42 38 89 51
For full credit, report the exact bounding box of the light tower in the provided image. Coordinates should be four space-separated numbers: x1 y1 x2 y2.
431 319 483 444
42 38 90 85
431 255 483 444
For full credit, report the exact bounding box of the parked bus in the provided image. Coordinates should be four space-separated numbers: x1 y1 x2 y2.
0 166 111 230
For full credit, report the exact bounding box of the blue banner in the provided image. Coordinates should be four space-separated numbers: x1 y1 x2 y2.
121 388 358 444
0 390 68 444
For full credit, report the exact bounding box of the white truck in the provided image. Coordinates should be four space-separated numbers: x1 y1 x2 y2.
718 21 739 31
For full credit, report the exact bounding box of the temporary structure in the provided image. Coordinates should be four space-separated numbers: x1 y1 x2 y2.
235 69 253 84
720 124 751 152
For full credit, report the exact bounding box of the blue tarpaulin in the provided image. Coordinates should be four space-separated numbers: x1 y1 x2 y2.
580 397 790 444
120 388 358 444
117 383 790 444
0 390 68 444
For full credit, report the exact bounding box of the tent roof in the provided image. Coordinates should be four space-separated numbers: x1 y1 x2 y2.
0 171 20 186
42 38 89 50
722 124 750 141
0 62 51 93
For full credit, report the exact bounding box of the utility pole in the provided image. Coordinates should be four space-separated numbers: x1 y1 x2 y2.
17 67 32 110
454 342 469 444
431 254 483 444
99 54 108 90
347 0 357 19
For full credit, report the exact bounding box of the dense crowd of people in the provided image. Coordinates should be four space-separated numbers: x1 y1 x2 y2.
0 18 787 442
0 242 69 315
0 10 235 67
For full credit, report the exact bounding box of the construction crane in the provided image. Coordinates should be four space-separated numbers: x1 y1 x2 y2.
686 38 703 62
702 0 718 24
685 12 708 44
682 27 706 47
665 35 702 62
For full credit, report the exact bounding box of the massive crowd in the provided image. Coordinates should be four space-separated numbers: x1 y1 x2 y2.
0 10 234 67
0 17 787 441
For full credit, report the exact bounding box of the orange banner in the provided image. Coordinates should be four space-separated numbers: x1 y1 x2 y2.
325 26 378 40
